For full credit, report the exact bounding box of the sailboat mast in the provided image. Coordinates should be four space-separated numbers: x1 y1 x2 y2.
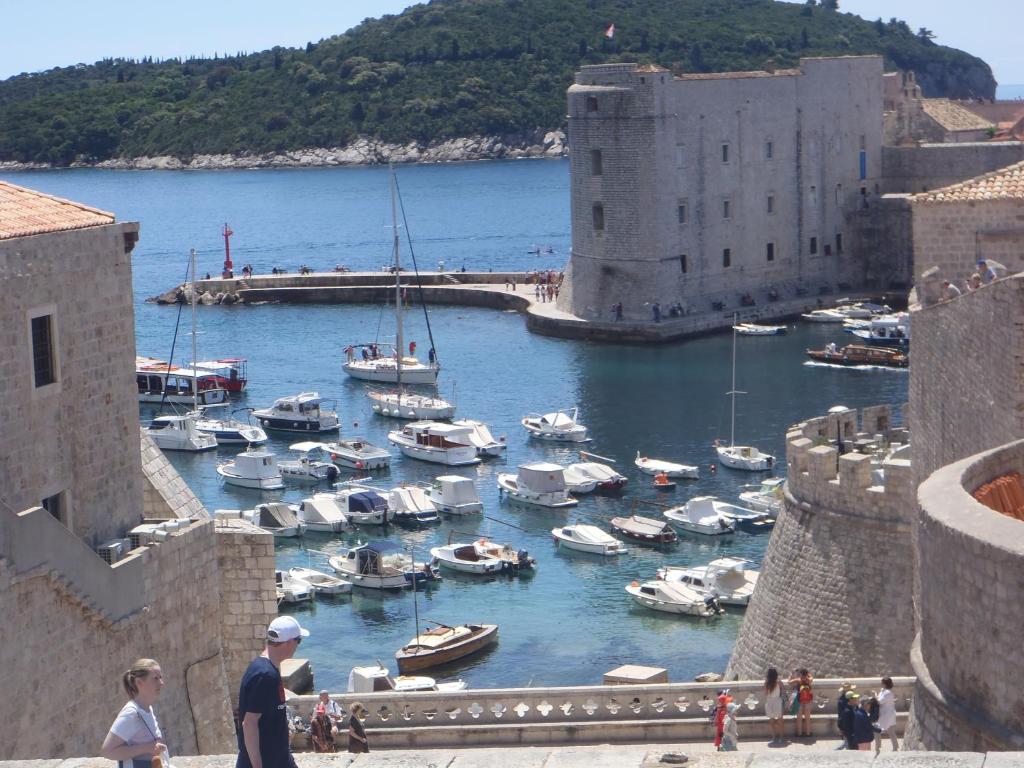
391 167 403 390
730 314 737 447
191 248 199 413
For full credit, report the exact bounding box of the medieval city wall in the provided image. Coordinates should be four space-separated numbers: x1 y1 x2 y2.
882 142 1024 195
0 223 143 546
726 405 916 680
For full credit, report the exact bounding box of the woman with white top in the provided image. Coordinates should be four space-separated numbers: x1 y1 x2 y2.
100 659 169 768
874 676 900 753
763 667 786 744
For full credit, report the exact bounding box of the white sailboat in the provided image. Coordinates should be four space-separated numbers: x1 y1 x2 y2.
715 317 775 471
143 249 218 453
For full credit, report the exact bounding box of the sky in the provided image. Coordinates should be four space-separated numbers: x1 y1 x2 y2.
1 0 1021 85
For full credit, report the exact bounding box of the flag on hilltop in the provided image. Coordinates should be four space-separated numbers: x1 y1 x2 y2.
604 23 615 39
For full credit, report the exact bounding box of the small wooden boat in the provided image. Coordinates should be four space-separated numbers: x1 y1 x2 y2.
653 471 676 491
396 622 498 673
806 344 908 368
610 515 678 545
635 452 699 479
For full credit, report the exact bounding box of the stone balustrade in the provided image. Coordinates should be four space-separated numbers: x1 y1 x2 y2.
287 677 914 748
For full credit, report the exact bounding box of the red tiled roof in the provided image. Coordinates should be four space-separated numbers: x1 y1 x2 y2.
0 180 115 240
912 160 1024 204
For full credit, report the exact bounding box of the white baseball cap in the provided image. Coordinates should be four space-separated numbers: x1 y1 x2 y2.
267 615 310 642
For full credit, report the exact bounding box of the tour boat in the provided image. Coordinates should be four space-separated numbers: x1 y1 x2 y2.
562 464 599 494
347 663 467 694
253 393 340 433
275 570 313 604
386 484 440 526
332 486 390 526
733 322 787 336
738 477 786 515
191 357 248 393
716 320 775 472
241 502 305 538
609 515 678 545
551 524 627 556
387 421 481 466
658 558 760 607
710 498 776 533
194 409 268 445
136 357 229 406
452 419 507 457
144 412 218 452
277 445 341 483
217 448 284 490
634 452 699 479
663 496 736 536
625 579 725 617
497 462 578 508
368 388 455 420
309 438 391 471
297 494 352 533
521 407 590 442
568 453 628 490
395 622 499 673
806 344 908 368
846 312 910 349
424 475 482 515
287 566 353 597
329 542 439 590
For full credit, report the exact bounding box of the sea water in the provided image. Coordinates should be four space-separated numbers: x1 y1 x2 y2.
6 161 908 689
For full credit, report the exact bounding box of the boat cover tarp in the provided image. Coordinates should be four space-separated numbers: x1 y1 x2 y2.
390 487 433 513
612 515 668 536
303 496 346 525
436 476 478 504
572 462 618 482
256 502 299 529
349 491 388 514
518 463 567 493
565 524 613 545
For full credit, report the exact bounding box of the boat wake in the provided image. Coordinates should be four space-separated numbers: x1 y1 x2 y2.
803 361 908 372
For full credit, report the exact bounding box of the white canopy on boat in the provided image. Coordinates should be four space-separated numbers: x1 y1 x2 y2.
301 495 347 526
562 524 614 545
518 462 567 493
435 476 478 504
289 441 328 452
541 411 576 427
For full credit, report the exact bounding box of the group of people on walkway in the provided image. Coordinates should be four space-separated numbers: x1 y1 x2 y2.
101 616 370 768
942 257 1008 300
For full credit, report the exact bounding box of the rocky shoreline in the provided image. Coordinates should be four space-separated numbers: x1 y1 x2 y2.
0 131 566 172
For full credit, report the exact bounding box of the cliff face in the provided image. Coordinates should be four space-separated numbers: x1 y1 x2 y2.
914 60 997 100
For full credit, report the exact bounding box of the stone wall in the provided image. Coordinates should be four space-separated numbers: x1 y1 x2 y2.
853 195 914 290
0 223 143 547
726 405 916 680
882 142 1024 195
906 439 1024 750
141 431 210 520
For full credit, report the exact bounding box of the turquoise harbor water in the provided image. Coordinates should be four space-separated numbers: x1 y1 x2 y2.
6 161 908 691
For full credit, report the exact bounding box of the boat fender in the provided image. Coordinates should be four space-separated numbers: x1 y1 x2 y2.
630 580 639 587
355 461 364 469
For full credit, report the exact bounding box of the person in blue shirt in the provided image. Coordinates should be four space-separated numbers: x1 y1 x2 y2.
849 693 876 751
236 616 309 768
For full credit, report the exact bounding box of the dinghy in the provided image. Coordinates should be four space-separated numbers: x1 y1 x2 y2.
551 524 627 556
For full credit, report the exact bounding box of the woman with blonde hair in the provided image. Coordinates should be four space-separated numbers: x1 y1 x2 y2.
100 659 169 768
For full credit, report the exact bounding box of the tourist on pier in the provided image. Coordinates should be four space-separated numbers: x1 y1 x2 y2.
347 702 370 753
763 668 786 744
535 284 541 300
101 658 169 768
720 702 740 751
317 690 345 727
236 616 310 768
837 688 856 749
787 669 814 737
712 690 731 749
850 694 876 751
310 704 335 753
874 677 900 753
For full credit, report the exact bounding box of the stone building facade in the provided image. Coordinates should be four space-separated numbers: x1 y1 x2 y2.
561 57 883 325
0 182 275 760
883 71 995 146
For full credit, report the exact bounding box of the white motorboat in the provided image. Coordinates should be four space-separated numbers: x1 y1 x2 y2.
275 570 313 604
716 319 775 472
329 541 440 590
562 464 598 494
253 392 340 433
369 389 455 419
287 566 353 596
569 454 627 490
497 462 578 508
738 477 785 515
625 579 724 616
136 357 229 406
194 412 268 445
306 438 391 471
387 484 440 526
801 308 846 323
522 407 590 442
217 448 285 490
472 538 536 572
709 497 776 533
347 663 466 694
333 486 391 526
658 557 759 607
424 475 482 515
551 524 626 556
733 322 787 336
242 502 305 538
144 412 218 452
634 452 699 479
297 494 351 533
388 421 481 466
452 419 507 457
430 542 506 575
278 445 341 483
664 496 735 536
847 312 910 349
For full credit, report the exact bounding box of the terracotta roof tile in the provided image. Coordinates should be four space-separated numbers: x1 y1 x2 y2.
0 181 115 240
912 160 1024 203
921 99 994 132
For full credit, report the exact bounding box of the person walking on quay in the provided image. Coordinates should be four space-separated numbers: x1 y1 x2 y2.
347 702 370 754
763 667 786 744
874 677 900 753
837 688 857 750
101 658 169 768
309 704 335 753
720 702 740 751
712 690 731 749
849 693 876 751
236 616 309 768
787 668 814 737
652 302 662 323
615 302 624 321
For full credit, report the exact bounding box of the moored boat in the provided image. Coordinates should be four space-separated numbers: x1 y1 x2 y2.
497 462 578 508
569 453 627 490
664 496 735 536
733 322 787 336
368 388 455 420
806 343 908 368
625 579 724 616
552 524 627 556
329 541 438 590
658 557 759 607
276 570 313 604
241 502 305 538
609 515 678 545
521 407 590 443
347 663 466 693
217 448 285 490
452 419 506 457
278 445 341 483
136 357 229 406
309 438 391 471
194 409 268 445
388 421 481 466
386 484 440 526
297 494 352 533
253 392 340 433
287 566 353 596
738 477 785 514
332 486 390 526
635 452 699 479
711 498 776 532
144 412 218 452
395 622 498 673
424 475 482 515
191 357 248 393
561 464 598 494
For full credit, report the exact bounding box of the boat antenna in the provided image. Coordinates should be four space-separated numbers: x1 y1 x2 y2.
390 165 404 393
393 171 439 369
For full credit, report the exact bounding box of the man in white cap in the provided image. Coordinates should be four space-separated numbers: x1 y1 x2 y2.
236 616 309 768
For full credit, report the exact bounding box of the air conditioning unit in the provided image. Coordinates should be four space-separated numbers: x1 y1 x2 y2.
97 538 131 564
129 524 162 550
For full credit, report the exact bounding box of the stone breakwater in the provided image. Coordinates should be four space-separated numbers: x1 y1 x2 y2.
0 131 566 171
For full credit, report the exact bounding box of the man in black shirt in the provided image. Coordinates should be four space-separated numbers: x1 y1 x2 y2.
236 616 309 768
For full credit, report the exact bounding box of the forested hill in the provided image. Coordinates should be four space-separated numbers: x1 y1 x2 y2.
0 0 996 166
